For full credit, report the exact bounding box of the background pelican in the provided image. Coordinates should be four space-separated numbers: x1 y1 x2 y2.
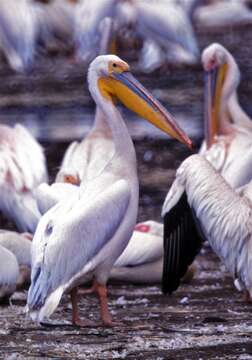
117 0 199 72
0 244 19 303
162 154 252 301
200 43 252 188
194 0 252 29
0 124 48 233
0 0 38 72
27 54 191 327
74 0 116 62
35 0 77 53
0 230 31 289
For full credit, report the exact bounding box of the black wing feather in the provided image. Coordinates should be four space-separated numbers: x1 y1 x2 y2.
162 191 205 295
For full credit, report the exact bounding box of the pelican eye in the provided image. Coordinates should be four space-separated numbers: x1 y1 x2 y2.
45 221 53 236
112 63 117 68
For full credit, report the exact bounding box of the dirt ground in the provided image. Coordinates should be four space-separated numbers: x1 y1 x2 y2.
1 245 252 359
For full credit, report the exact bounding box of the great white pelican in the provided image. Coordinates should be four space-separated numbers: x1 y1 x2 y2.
200 43 252 188
162 154 252 302
27 54 192 327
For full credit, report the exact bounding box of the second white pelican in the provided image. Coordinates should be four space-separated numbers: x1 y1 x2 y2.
200 43 252 188
27 54 192 327
0 124 48 233
162 154 252 301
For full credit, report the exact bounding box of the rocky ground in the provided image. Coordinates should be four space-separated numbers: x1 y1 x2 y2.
1 244 252 359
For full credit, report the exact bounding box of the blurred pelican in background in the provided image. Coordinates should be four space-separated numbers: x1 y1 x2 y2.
194 0 252 29
117 0 199 72
200 43 252 188
0 0 38 72
27 54 192 327
162 154 252 301
0 124 48 233
74 0 199 71
74 0 116 62
0 245 19 303
0 230 32 289
35 0 77 53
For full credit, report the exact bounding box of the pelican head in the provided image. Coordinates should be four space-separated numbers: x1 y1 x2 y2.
88 55 192 148
202 43 239 148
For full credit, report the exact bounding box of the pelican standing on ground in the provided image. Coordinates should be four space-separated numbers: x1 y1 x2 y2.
27 54 192 327
161 154 252 301
200 43 252 188
0 124 48 232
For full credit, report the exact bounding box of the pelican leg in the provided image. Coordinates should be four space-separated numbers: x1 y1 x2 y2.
95 281 113 327
242 290 251 303
80 279 117 327
70 287 95 327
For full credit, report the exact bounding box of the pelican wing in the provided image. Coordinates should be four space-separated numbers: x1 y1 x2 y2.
0 183 41 233
162 154 252 295
0 231 31 267
135 1 199 56
75 0 116 61
162 190 204 295
0 245 19 287
28 180 130 312
115 227 163 267
223 147 252 188
58 141 80 170
14 124 48 188
34 182 79 215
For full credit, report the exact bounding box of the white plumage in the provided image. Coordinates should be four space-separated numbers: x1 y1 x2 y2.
0 0 38 72
0 230 32 289
34 182 79 215
74 0 116 62
27 54 190 326
0 230 31 267
118 0 199 72
0 124 48 233
200 43 252 188
110 220 164 283
114 221 163 267
35 0 77 50
194 0 252 29
162 154 252 298
0 244 19 302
